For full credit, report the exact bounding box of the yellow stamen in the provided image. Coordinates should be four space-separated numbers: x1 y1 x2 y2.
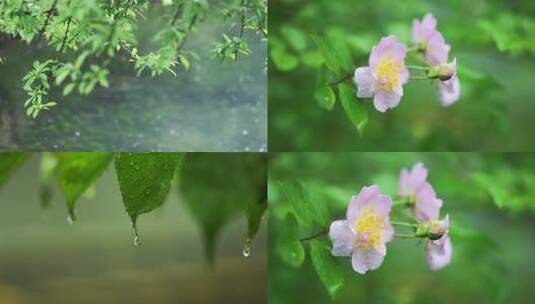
352 206 386 250
375 55 402 91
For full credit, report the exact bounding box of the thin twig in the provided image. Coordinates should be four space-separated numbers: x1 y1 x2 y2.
299 229 329 242
329 72 353 86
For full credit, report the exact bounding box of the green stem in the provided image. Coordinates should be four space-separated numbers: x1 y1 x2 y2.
395 233 419 238
406 65 429 71
300 229 329 242
410 76 431 80
390 221 419 228
329 72 353 86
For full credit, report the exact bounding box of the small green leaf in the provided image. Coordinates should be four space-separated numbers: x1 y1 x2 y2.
271 46 299 71
311 33 352 75
276 214 305 268
63 83 76 96
338 83 368 136
280 26 308 52
310 239 345 300
279 181 330 227
56 153 113 219
315 66 336 110
0 153 30 189
115 153 185 224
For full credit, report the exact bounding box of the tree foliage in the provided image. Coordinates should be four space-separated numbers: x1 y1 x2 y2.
0 0 267 117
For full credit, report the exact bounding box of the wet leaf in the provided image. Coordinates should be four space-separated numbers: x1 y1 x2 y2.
115 153 185 224
56 153 113 219
310 239 345 300
338 83 368 136
0 153 30 189
276 214 305 268
180 153 266 263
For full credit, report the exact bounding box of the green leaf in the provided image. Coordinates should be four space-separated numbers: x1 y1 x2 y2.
115 153 185 224
338 83 368 136
56 153 113 219
310 239 345 300
276 214 305 268
314 66 336 110
311 33 352 75
280 26 308 52
180 153 266 263
0 153 30 189
271 46 299 71
63 83 76 96
279 181 330 227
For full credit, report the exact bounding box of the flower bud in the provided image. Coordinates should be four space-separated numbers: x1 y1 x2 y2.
427 59 457 81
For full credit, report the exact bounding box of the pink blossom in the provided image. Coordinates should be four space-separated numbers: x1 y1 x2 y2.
413 182 443 222
438 59 461 106
354 36 409 112
426 215 452 271
412 14 460 105
398 162 428 200
329 185 394 274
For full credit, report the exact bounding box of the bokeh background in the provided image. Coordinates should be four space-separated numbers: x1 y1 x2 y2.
269 152 535 303
269 0 535 151
0 154 266 304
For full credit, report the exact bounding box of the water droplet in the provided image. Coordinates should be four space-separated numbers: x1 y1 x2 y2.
242 238 251 258
75 131 80 137
67 212 75 225
132 221 140 247
242 129 249 136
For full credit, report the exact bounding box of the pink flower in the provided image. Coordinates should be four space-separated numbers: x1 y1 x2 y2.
412 14 460 106
398 162 428 200
413 182 443 222
426 215 452 271
438 59 461 106
412 14 450 66
329 185 394 274
354 36 409 112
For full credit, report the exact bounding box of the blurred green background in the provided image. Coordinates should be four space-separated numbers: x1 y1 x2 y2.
268 152 535 303
269 0 535 151
0 154 266 304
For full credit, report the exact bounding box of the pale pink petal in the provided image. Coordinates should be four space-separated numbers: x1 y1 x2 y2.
354 67 376 98
373 90 402 112
425 32 450 65
329 220 354 257
439 75 460 106
374 194 392 217
413 183 442 222
352 248 385 274
412 13 438 44
346 185 380 222
382 222 395 243
427 234 452 271
399 66 410 84
369 36 397 68
399 163 428 197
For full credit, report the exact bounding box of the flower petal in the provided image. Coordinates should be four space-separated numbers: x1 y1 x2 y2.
414 183 442 222
427 234 452 271
373 90 402 112
439 75 461 106
351 248 385 274
412 13 438 44
425 32 450 65
369 36 406 68
346 185 380 223
329 220 354 257
354 67 376 98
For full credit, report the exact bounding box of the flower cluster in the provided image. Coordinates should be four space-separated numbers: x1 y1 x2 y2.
329 162 452 274
354 14 460 112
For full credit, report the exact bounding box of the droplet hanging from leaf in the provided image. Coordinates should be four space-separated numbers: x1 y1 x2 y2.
115 152 186 233
56 153 113 221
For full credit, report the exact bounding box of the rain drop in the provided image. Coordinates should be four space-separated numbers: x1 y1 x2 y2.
242 129 249 136
75 131 80 137
242 238 251 258
67 212 75 225
132 221 141 247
